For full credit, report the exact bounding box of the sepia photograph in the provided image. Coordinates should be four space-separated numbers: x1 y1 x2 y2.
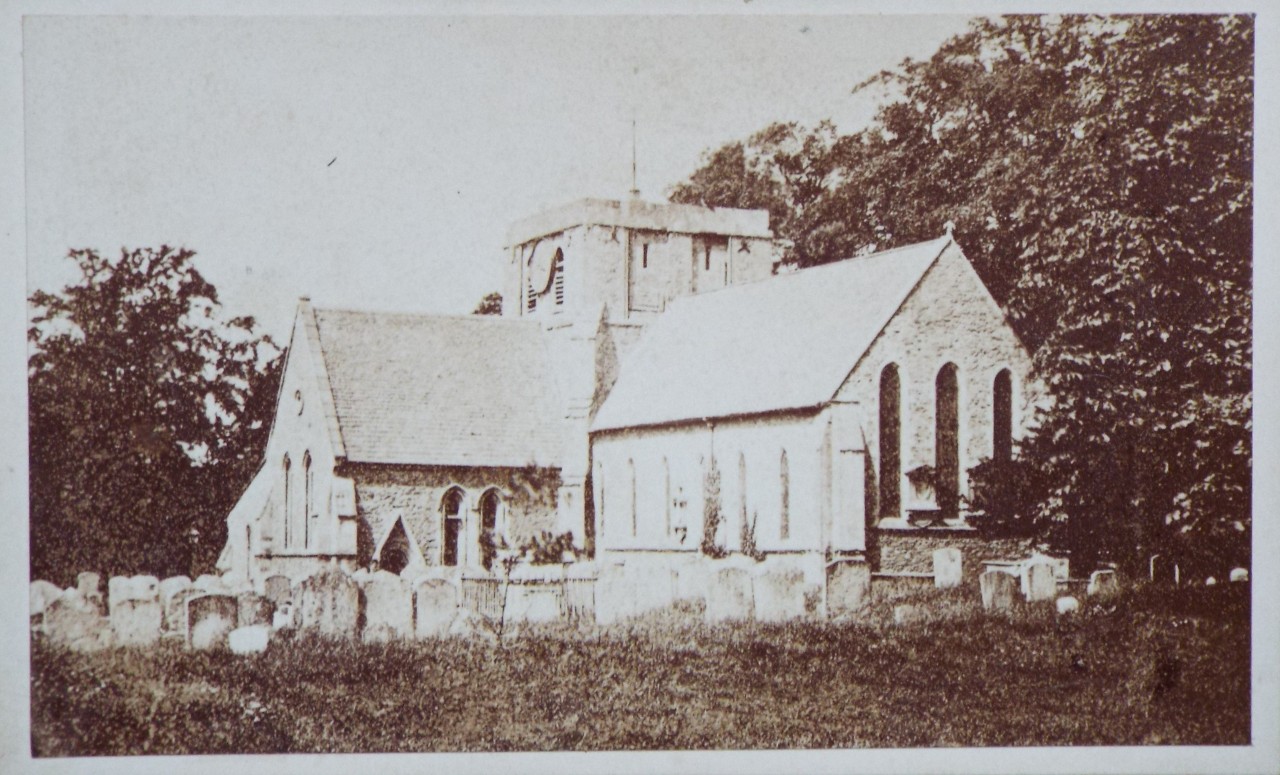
5 2 1277 773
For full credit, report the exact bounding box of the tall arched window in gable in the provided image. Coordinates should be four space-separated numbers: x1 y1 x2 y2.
553 248 565 307
936 363 960 517
282 454 292 549
302 452 313 550
879 363 902 519
441 487 465 567
479 489 501 571
628 459 637 537
780 450 790 540
993 369 1013 463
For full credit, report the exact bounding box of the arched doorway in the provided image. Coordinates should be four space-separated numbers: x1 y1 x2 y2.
379 519 411 575
479 489 501 571
441 488 465 567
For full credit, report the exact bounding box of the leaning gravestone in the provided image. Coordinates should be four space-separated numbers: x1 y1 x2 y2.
932 547 963 589
44 590 115 651
705 566 754 623
30 580 63 619
1087 569 1118 598
77 572 104 612
980 570 1019 611
414 578 460 638
1024 562 1057 603
360 570 413 642
297 569 361 639
108 575 163 647
826 560 871 617
237 592 276 628
263 575 293 607
753 566 806 623
187 594 239 650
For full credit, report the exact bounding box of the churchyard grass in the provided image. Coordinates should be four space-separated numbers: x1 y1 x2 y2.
30 582 1249 754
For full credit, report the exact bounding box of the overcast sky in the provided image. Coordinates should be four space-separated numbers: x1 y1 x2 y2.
25 14 972 339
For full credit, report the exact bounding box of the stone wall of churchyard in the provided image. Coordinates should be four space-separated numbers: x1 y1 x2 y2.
346 463 562 567
875 529 1035 583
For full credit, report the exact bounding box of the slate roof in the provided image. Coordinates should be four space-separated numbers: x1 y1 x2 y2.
591 237 952 432
311 308 569 468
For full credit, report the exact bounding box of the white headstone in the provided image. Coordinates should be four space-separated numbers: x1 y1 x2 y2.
932 547 963 589
360 570 413 642
753 566 806 623
228 624 271 655
30 580 63 618
187 594 239 650
1025 562 1057 602
108 575 163 646
980 570 1019 611
1056 596 1080 615
297 569 360 638
705 566 753 623
414 578 460 638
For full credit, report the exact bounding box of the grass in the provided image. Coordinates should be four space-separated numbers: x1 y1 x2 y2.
30 582 1250 755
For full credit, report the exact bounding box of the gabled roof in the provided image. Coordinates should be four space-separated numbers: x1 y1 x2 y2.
591 237 953 432
311 308 569 468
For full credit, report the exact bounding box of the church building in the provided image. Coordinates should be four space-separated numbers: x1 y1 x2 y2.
218 196 1041 609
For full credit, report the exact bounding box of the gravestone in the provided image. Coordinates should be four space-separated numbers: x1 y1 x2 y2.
705 567 753 623
673 560 711 604
826 560 871 617
187 594 239 650
1087 569 1118 598
273 601 296 630
229 625 271 655
193 574 226 594
753 566 806 623
980 570 1019 611
1056 596 1080 615
360 570 413 642
108 575 162 647
505 583 564 625
415 578 460 638
893 604 923 625
237 592 275 627
44 591 114 651
1024 562 1057 603
263 575 293 607
297 569 361 639
163 587 200 634
30 580 62 618
932 548 963 589
77 572 104 612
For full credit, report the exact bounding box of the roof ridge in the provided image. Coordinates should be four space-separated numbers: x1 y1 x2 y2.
312 306 542 327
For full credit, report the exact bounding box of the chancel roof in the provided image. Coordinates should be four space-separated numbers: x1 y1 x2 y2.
591 237 953 432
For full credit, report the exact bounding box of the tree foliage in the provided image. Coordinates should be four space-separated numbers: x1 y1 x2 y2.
29 246 282 584
672 15 1252 574
472 292 503 316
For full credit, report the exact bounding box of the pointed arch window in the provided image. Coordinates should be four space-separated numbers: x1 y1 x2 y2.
780 450 790 540
936 363 960 517
302 452 313 549
479 489 501 571
282 454 292 549
993 369 1013 463
879 363 902 519
441 488 465 567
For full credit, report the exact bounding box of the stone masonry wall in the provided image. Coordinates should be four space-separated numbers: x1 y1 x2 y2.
875 529 1033 584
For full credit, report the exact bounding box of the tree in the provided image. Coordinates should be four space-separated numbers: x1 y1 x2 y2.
28 246 281 584
472 292 503 316
672 15 1252 575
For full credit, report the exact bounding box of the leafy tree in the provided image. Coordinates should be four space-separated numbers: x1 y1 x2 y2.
472 291 503 316
28 246 281 584
672 15 1252 575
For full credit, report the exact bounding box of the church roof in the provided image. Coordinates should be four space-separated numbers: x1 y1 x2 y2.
311 308 568 468
591 236 953 432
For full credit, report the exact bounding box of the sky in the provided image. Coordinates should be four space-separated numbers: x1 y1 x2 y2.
23 13 973 339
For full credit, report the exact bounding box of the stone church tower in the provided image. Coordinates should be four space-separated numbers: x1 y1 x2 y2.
500 197 779 547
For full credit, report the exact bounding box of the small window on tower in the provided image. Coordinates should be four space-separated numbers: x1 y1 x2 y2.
642 243 649 269
704 246 711 271
553 249 565 307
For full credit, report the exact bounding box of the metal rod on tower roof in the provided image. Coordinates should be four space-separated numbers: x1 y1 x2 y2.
630 118 640 199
